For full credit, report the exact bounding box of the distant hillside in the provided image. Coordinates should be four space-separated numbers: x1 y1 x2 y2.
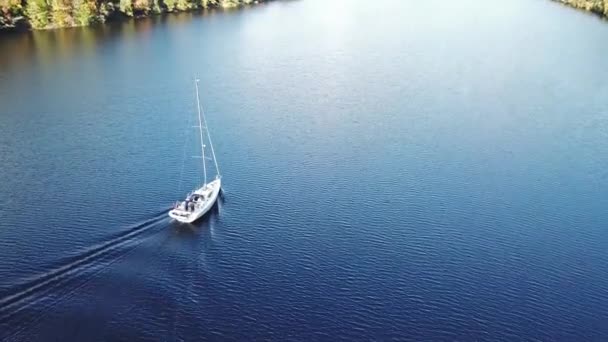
0 0 263 30
553 0 608 17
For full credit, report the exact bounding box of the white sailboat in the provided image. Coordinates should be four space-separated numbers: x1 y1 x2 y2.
169 79 222 223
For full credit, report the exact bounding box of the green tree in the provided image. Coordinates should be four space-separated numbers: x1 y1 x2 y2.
163 0 175 11
133 0 149 13
175 0 188 11
1 0 24 27
72 0 94 25
556 0 608 16
203 0 217 7
1 0 23 17
220 0 239 8
152 0 160 13
50 0 73 26
120 0 132 16
25 0 49 28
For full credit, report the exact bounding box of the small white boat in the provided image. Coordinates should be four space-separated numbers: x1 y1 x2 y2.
169 79 222 223
169 178 221 223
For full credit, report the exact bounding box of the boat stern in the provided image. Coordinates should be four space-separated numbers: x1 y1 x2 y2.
168 208 195 223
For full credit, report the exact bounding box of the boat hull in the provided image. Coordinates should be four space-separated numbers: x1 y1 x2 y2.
169 178 221 223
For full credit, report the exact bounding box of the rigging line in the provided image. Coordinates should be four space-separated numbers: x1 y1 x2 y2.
195 78 207 186
197 83 220 177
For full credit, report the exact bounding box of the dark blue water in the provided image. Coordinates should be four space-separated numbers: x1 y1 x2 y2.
1 0 608 340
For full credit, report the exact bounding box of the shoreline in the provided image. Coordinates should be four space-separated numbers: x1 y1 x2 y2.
551 0 608 18
0 0 265 31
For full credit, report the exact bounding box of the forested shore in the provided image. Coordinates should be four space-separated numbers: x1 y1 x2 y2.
553 0 608 17
4 1 606 32
0 0 263 30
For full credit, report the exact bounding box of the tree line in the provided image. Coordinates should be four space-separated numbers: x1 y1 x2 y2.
0 0 261 30
553 0 608 17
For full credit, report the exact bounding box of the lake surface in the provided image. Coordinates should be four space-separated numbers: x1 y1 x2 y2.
1 0 608 340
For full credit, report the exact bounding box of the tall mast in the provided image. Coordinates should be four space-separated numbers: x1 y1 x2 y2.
198 87 221 178
195 78 207 185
